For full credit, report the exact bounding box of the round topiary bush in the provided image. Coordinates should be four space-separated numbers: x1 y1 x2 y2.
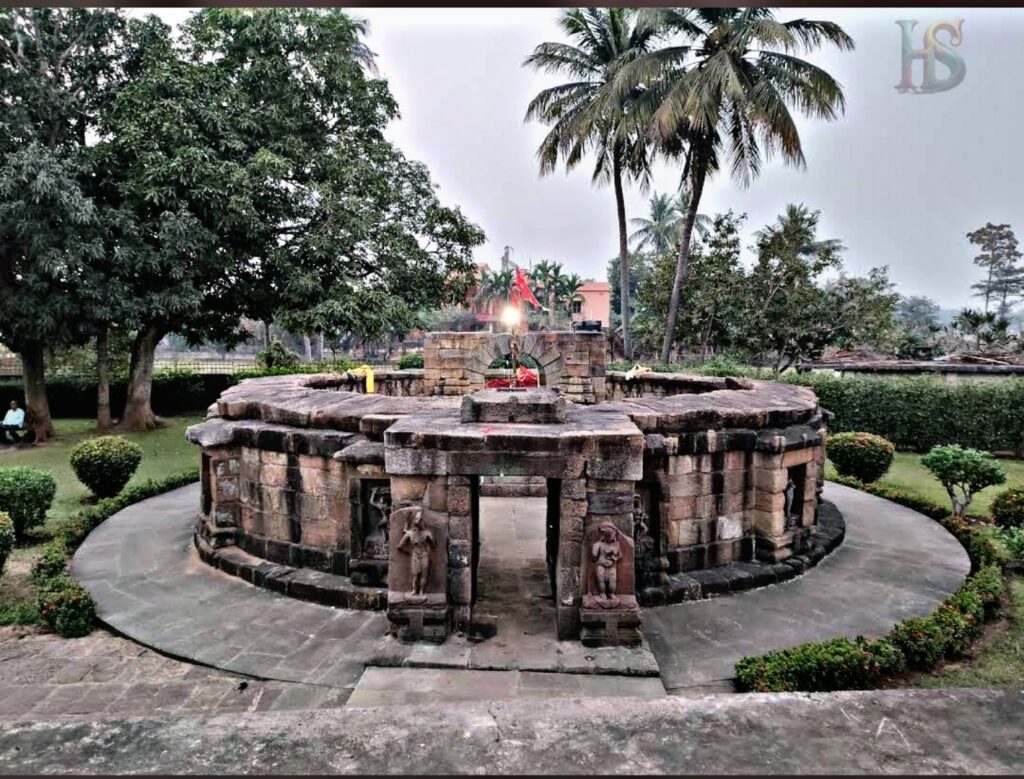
69 436 143 498
36 574 96 638
990 486 1024 530
0 466 57 539
827 432 895 484
0 511 13 577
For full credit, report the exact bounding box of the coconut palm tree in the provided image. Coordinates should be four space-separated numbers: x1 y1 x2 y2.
630 189 712 253
558 273 585 318
606 8 854 362
531 259 566 327
629 192 677 253
473 268 515 312
524 8 662 359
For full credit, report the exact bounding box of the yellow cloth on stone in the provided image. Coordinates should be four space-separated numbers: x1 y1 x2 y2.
348 365 376 393
624 364 652 381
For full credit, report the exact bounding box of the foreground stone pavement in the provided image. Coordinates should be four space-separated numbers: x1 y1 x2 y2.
1 687 1022 774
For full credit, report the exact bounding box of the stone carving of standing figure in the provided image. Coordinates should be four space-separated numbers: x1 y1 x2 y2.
783 477 796 521
363 486 391 559
591 522 622 608
397 508 435 599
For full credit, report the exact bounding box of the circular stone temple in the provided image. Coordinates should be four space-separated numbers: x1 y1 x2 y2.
187 331 830 648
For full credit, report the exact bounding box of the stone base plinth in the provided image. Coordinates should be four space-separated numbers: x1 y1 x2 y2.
387 593 449 643
579 596 642 648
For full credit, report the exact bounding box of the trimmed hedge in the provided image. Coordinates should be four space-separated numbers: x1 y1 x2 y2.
30 540 69 583
0 466 57 538
789 374 1024 454
0 512 13 577
827 432 895 484
69 436 143 498
36 574 96 638
734 477 1007 693
397 351 424 370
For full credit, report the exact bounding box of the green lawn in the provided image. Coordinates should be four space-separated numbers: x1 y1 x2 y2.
0 415 203 529
0 415 202 626
827 451 1024 517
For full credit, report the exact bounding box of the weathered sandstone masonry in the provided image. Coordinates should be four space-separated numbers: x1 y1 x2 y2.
187 333 832 647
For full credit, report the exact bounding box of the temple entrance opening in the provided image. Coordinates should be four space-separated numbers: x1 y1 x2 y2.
471 492 556 642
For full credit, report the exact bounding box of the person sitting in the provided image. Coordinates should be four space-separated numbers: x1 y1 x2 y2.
2 400 25 444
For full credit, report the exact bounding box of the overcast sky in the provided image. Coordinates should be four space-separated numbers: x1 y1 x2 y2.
150 7 1024 309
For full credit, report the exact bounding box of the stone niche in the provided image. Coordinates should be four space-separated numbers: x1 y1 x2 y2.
187 342 833 649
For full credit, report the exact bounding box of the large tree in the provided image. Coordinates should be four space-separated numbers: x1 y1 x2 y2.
94 9 483 429
966 222 1023 316
605 8 853 362
524 8 661 360
0 8 131 438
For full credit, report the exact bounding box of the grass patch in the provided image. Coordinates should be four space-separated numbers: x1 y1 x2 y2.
827 451 1024 517
915 576 1024 688
0 416 203 530
0 416 202 626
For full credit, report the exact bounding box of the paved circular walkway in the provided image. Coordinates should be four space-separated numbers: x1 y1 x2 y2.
72 482 969 693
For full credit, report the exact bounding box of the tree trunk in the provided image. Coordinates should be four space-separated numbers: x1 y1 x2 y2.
660 165 708 364
612 151 632 361
121 324 165 431
317 331 325 361
262 321 271 348
96 325 112 431
302 334 312 362
20 342 53 443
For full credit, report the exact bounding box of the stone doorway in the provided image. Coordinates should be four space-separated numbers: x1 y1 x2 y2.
471 492 556 640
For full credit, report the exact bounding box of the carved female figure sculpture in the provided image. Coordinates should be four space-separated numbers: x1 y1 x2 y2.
397 508 435 599
363 486 392 559
591 522 622 607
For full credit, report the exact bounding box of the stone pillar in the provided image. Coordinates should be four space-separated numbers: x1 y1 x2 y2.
555 477 586 640
578 478 642 647
202 447 240 549
445 475 473 632
386 476 449 643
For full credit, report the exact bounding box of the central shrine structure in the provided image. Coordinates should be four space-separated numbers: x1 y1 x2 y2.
187 331 832 648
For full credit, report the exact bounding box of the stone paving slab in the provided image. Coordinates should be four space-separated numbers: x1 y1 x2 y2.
72 481 969 692
645 482 971 690
347 667 666 706
1 687 1022 774
0 628 352 721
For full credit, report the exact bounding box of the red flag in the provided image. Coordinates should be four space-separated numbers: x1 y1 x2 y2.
514 266 542 309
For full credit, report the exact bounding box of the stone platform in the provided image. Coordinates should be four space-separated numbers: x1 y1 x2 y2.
72 481 969 693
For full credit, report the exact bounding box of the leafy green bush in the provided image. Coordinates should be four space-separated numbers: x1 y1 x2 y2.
886 617 949 669
36 574 95 638
965 564 1004 616
397 351 424 370
1000 526 1024 563
0 512 13 577
69 435 143 498
256 340 300 370
787 374 1024 454
990 486 1024 530
0 466 57 538
827 432 895 483
735 636 905 693
921 445 1006 520
30 540 68 583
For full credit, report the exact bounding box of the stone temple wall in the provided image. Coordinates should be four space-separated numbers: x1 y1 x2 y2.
421 331 607 402
187 340 834 647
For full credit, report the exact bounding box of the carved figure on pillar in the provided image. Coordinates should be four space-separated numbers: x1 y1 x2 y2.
397 507 435 600
363 486 391 559
591 522 622 607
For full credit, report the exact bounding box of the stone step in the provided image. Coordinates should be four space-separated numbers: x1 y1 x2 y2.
346 667 665 706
